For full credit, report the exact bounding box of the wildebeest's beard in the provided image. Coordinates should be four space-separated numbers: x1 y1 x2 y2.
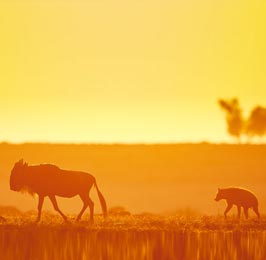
19 186 36 197
10 171 35 196
10 169 23 191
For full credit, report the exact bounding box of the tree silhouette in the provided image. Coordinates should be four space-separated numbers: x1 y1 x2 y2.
219 99 266 142
246 106 266 138
218 98 244 140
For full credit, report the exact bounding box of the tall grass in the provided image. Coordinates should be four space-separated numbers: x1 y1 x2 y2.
0 213 266 260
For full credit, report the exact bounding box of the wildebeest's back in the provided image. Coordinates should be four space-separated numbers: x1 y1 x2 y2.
26 164 95 197
224 188 258 207
55 169 95 197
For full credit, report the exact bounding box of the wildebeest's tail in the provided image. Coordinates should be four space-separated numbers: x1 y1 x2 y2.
94 180 107 218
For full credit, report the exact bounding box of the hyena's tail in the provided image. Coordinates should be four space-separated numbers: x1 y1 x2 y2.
94 179 107 218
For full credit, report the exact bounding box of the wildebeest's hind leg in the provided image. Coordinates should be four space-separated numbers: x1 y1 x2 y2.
49 195 68 221
224 203 233 219
77 194 94 222
253 205 260 219
36 195 44 222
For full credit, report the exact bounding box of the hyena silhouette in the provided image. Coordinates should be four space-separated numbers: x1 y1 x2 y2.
215 187 260 219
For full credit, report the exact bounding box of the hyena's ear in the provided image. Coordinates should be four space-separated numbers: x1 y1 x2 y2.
18 159 24 164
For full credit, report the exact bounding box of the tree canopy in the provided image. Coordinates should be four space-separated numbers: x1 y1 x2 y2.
218 99 266 141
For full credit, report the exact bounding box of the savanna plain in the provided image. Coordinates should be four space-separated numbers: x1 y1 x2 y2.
0 143 266 259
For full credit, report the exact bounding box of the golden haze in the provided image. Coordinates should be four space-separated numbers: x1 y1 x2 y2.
1 1 266 259
0 0 266 143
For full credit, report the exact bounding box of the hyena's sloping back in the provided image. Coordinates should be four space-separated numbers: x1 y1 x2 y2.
224 187 258 207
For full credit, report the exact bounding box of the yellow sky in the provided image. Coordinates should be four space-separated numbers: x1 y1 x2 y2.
0 0 265 143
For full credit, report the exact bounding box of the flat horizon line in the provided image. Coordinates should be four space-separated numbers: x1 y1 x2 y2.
1 141 266 146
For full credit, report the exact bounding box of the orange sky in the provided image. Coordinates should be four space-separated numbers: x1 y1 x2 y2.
0 0 265 143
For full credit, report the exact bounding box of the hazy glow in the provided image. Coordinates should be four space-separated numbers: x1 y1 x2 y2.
1 0 265 143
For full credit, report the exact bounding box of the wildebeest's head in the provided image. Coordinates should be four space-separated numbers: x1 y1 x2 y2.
214 188 224 201
10 159 28 192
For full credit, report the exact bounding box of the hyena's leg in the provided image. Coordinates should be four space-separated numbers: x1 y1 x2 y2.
237 205 241 219
252 205 260 219
243 207 249 219
224 203 233 219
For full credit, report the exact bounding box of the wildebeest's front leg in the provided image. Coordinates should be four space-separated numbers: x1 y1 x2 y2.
36 194 44 222
224 203 233 219
49 195 68 221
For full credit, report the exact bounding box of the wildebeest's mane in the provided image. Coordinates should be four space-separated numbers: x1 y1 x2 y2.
36 163 60 170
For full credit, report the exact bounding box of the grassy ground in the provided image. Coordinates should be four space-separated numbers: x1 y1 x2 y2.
0 212 266 260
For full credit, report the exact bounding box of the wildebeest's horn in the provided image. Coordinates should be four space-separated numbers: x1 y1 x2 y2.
18 159 24 164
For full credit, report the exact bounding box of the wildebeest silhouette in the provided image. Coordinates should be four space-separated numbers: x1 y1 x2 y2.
215 187 260 219
10 159 107 222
